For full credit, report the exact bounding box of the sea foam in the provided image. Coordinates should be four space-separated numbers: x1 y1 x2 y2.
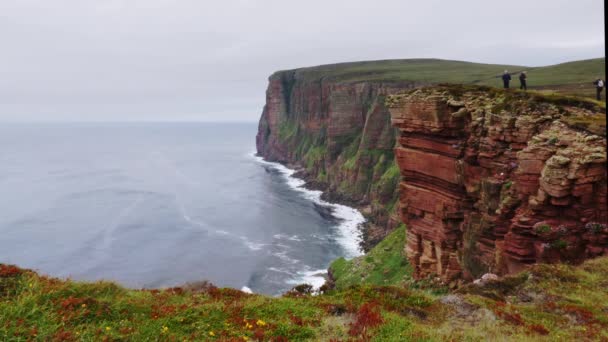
252 152 364 258
252 152 365 291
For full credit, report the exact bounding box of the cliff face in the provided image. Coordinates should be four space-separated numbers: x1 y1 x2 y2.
387 86 607 284
256 71 423 246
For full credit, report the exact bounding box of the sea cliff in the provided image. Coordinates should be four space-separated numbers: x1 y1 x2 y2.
256 61 607 283
388 86 607 284
256 70 422 248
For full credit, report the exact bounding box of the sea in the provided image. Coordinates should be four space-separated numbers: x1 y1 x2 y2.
0 122 364 295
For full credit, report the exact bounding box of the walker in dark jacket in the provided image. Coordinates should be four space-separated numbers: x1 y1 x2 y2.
502 71 511 89
594 78 605 100
519 72 527 90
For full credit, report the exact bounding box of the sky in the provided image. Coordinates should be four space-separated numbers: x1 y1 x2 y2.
0 0 604 122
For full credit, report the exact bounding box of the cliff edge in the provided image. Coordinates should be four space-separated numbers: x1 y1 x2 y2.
387 85 607 284
256 58 606 251
256 70 421 247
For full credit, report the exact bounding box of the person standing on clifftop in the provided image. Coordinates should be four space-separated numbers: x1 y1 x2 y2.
519 71 527 91
502 70 511 89
593 77 605 100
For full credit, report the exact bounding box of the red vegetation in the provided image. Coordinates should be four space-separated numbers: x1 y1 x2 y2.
289 313 304 326
270 337 289 342
528 324 550 335
52 329 76 341
348 302 384 339
253 328 265 340
494 308 525 326
562 305 596 324
59 297 98 310
0 264 22 277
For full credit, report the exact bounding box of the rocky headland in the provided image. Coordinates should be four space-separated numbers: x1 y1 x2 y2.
2 58 607 341
256 62 607 284
387 85 607 284
256 70 420 249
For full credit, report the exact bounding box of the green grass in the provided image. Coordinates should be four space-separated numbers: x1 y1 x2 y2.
303 145 326 170
519 58 605 86
274 58 525 84
273 57 605 99
277 120 298 141
374 162 400 202
2 258 608 341
330 225 411 290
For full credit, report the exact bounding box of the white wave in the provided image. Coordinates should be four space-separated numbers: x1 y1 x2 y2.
178 199 268 252
286 268 328 291
241 238 266 251
272 250 299 265
267 267 296 275
273 233 302 242
251 152 364 258
176 199 210 231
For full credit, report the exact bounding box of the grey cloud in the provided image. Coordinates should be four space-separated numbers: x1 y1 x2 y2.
0 0 604 122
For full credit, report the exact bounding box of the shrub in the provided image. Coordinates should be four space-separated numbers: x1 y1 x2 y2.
534 224 551 235
550 239 568 250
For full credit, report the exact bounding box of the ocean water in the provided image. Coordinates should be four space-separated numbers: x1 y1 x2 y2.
0 122 363 295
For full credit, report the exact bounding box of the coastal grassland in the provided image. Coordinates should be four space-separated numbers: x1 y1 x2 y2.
330 224 411 290
276 59 525 84
276 57 605 100
2 258 607 341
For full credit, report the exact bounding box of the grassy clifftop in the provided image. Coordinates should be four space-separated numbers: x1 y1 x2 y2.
273 57 605 99
330 225 412 290
2 257 607 341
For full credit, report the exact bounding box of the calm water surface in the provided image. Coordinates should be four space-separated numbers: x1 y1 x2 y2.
0 122 362 295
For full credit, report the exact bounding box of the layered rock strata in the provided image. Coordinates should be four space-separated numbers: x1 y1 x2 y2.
256 70 424 248
387 86 607 284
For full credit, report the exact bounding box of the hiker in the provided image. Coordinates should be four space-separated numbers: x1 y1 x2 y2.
502 70 511 89
594 77 605 100
519 71 527 91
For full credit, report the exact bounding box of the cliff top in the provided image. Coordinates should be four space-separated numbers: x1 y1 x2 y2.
272 57 606 99
387 84 606 135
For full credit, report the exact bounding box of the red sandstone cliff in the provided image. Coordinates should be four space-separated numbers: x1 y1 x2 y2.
387 86 607 284
256 69 425 247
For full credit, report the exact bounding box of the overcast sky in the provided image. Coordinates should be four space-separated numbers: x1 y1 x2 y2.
0 0 604 122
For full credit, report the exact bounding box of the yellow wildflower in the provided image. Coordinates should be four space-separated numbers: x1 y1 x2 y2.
161 326 169 334
209 331 215 337
256 319 266 327
105 326 111 331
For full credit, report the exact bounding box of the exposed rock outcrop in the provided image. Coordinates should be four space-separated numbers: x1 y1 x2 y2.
387 85 607 284
256 69 424 248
